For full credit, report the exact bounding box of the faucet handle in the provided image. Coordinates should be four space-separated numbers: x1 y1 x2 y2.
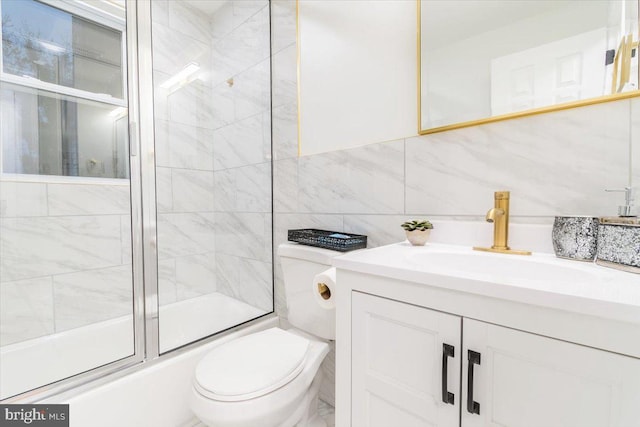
605 187 635 217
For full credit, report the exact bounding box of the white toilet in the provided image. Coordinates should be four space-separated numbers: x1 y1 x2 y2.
189 243 339 427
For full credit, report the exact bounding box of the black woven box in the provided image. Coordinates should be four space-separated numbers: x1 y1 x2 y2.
287 229 367 252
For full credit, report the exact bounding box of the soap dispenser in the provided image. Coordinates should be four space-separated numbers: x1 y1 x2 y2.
596 187 639 273
604 187 635 217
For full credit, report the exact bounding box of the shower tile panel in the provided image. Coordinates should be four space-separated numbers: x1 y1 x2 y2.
158 258 178 306
171 125 215 171
271 0 297 54
233 59 271 121
216 254 271 312
232 0 268 29
213 169 237 212
272 45 297 107
0 182 47 218
52 264 133 332
0 216 123 282
175 252 217 300
168 1 212 44
150 0 168 26
120 215 132 265
152 70 170 122
156 120 215 171
155 167 173 213
151 22 210 78
47 184 130 216
211 82 236 130
171 169 215 213
215 253 239 294
210 1 234 42
168 80 216 130
0 277 54 346
214 212 269 261
236 162 272 213
263 215 273 266
211 6 270 83
237 257 273 312
156 213 216 260
272 103 298 160
213 113 268 170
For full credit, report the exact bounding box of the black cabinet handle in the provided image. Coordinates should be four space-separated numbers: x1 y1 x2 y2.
442 344 455 404
467 350 481 415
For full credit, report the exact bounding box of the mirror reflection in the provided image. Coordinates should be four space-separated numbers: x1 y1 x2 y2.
419 0 640 132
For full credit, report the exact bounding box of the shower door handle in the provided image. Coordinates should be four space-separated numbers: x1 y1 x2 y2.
129 121 138 157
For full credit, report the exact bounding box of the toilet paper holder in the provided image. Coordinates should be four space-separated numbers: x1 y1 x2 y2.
317 282 331 300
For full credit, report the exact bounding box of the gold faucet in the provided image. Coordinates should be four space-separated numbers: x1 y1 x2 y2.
473 191 531 255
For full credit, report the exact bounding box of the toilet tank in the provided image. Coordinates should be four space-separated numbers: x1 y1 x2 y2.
278 243 340 340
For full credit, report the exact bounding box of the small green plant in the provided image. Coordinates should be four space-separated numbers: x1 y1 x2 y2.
401 220 433 232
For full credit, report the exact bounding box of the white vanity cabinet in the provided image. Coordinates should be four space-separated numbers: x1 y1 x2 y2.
462 318 640 427
350 291 640 427
352 292 461 427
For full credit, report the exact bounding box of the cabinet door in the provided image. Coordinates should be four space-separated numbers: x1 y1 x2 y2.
462 318 640 427
352 292 461 427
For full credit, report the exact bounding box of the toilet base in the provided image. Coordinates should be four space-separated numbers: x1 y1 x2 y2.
190 329 330 427
285 374 325 427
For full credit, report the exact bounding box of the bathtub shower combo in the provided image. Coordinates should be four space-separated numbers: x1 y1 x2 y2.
0 0 274 405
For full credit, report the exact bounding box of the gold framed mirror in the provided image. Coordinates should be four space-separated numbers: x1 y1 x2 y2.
418 0 640 134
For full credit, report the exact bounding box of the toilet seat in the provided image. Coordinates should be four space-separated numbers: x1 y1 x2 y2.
194 328 310 402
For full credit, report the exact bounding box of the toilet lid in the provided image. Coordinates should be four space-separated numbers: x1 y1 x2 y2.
194 328 310 402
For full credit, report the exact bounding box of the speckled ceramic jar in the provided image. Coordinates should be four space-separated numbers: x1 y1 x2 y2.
552 216 599 261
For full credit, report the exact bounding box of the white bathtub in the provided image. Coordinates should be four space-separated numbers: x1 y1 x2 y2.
1 293 270 401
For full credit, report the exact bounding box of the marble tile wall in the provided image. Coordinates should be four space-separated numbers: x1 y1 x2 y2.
155 0 273 313
152 2 218 311
0 180 133 346
207 0 273 313
269 0 638 407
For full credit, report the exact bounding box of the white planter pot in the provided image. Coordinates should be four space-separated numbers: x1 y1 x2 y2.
405 229 431 246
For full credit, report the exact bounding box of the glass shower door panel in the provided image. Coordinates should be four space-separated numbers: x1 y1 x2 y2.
151 0 273 353
0 0 135 399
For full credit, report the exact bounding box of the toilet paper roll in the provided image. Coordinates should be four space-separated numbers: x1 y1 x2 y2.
312 267 336 310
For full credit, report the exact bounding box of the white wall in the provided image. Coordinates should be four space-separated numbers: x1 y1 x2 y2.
298 0 416 155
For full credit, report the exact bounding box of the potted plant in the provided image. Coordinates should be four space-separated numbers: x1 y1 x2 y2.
401 220 433 246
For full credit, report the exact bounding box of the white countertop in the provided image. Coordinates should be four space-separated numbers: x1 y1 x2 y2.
332 242 640 324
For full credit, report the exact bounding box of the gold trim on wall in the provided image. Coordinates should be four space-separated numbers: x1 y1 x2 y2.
417 0 640 135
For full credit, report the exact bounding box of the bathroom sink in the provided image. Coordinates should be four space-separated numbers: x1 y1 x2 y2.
406 250 596 284
332 242 640 324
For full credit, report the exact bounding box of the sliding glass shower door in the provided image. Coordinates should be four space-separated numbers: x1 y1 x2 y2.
0 0 274 400
148 0 274 353
0 0 140 399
